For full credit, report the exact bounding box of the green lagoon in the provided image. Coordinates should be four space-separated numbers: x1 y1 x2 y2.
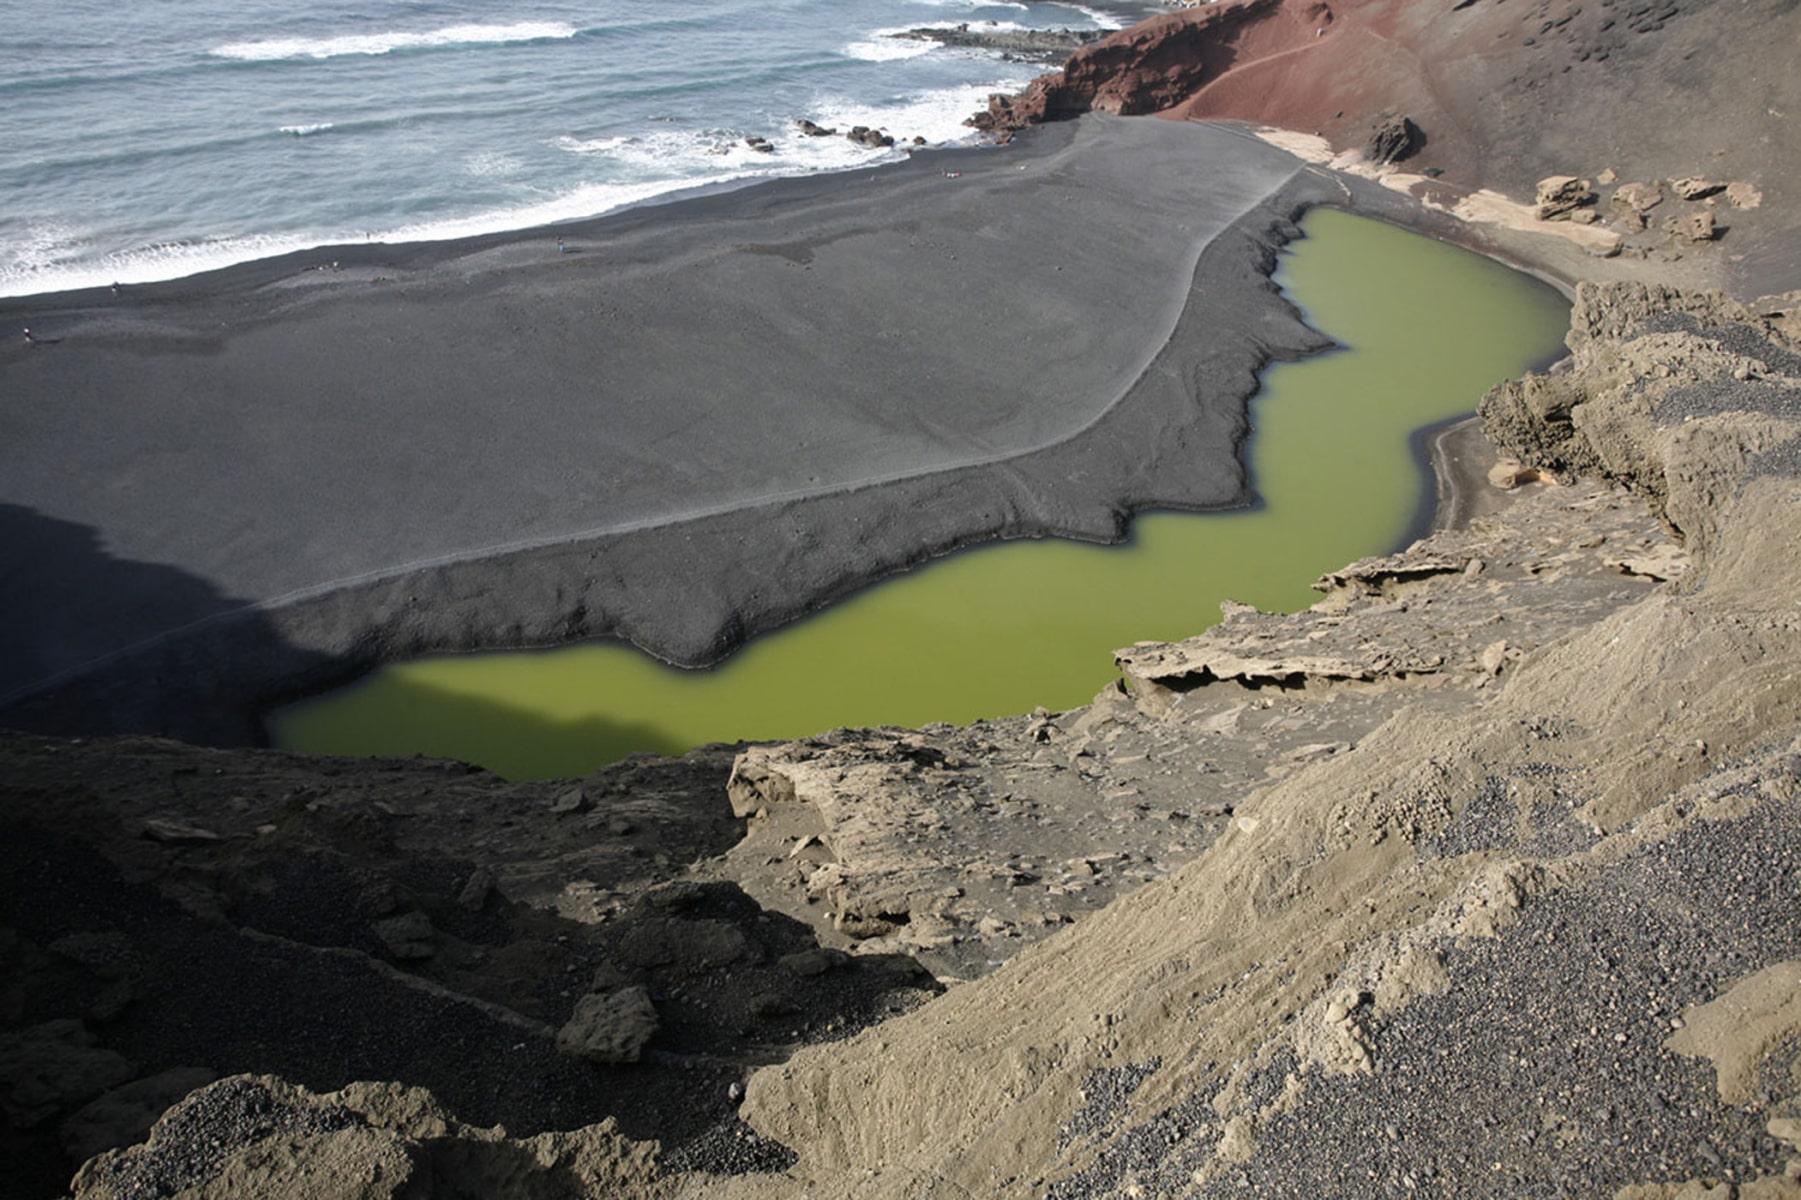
272 208 1571 779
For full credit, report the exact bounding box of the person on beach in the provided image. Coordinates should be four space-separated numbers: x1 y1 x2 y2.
557 239 568 254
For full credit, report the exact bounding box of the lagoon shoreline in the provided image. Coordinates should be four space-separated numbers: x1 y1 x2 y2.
1 114 1579 749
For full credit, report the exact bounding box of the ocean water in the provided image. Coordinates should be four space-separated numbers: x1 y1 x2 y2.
0 0 1124 298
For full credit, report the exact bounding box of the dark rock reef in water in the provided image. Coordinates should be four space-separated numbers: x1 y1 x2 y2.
892 24 1107 64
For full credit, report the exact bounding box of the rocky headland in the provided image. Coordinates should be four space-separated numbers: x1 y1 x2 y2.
5 0 1801 1196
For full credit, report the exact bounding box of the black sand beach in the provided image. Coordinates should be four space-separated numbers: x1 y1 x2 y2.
0 116 1480 742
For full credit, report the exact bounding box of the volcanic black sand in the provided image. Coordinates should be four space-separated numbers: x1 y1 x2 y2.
0 116 1471 743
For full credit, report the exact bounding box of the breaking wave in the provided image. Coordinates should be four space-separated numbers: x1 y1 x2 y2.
211 22 580 62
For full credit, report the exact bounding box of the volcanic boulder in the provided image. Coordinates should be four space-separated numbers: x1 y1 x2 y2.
556 987 659 1065
846 126 894 149
1364 112 1423 165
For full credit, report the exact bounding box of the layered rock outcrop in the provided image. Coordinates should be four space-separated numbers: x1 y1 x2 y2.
1482 283 1801 552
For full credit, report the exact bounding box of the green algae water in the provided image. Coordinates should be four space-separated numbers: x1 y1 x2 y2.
272 208 1570 779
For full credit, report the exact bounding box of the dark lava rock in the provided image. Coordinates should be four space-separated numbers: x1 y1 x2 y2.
1365 112 1424 164
892 24 1105 64
846 126 895 149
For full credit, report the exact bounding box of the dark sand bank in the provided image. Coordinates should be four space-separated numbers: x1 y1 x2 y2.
0 116 1491 744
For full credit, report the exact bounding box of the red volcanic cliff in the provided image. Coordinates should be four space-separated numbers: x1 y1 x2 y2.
974 0 1335 132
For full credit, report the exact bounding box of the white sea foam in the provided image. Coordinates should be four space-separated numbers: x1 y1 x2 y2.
550 134 635 155
380 175 763 243
0 79 1028 299
841 36 940 61
211 22 579 62
842 20 1028 62
1045 3 1125 28
554 129 773 170
0 177 749 298
808 79 1026 146
551 78 1022 182
0 230 324 298
0 221 87 279
278 122 334 136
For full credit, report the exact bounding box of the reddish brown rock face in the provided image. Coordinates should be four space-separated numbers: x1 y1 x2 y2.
977 0 1331 132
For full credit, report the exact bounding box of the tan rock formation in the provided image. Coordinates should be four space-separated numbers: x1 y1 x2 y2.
1613 180 1666 213
1670 177 1726 201
1674 209 1718 242
1536 174 1597 219
1727 181 1765 210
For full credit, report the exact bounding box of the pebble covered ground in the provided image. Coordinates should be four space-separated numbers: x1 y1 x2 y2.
1207 775 1801 1198
1028 755 1801 1200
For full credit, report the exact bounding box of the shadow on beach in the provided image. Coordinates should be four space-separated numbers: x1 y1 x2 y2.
0 504 248 702
0 504 334 745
